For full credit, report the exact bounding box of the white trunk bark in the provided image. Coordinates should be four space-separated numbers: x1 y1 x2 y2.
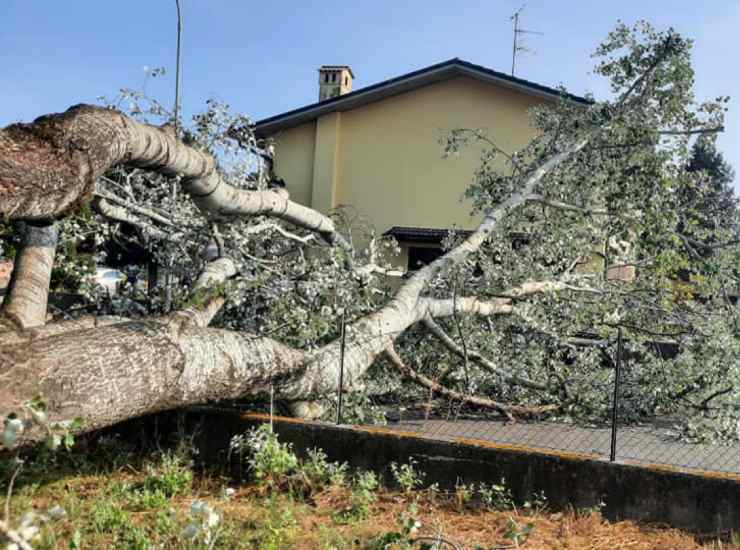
1 223 58 328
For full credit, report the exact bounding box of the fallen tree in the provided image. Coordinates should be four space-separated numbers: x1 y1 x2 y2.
1 22 739 446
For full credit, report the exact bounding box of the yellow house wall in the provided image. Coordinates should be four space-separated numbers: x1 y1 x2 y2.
311 112 342 213
336 76 541 234
269 76 546 269
270 120 316 207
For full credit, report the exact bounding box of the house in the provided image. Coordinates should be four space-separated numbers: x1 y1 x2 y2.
255 59 588 271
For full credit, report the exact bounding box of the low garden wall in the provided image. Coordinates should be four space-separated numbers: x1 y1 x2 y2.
190 408 740 535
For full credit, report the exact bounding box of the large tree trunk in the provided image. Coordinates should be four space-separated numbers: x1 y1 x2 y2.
0 320 304 442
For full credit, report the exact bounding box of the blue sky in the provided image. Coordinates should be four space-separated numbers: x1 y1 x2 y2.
1 1 737 187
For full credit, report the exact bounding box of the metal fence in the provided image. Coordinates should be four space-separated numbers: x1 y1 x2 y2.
334 320 740 476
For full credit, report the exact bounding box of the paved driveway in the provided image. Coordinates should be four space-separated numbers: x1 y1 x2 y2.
383 416 740 474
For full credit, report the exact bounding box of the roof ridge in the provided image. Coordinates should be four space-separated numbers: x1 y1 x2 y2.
255 58 589 137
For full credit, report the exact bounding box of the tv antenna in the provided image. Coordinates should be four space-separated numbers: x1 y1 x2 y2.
510 3 543 76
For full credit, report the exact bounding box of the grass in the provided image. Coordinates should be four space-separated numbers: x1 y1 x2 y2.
1 428 738 549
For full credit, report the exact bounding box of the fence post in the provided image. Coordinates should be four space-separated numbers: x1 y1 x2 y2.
336 310 347 425
610 326 623 462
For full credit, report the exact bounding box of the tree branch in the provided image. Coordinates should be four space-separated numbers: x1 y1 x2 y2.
169 257 237 328
0 105 351 252
658 126 724 135
1 223 58 329
93 197 169 240
383 345 557 418
244 221 316 245
421 296 513 318
422 318 549 392
498 279 602 299
96 185 176 227
525 194 610 216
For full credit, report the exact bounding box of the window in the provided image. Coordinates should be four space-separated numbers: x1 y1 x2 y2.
331 73 337 83
407 246 443 271
344 76 348 86
324 73 329 83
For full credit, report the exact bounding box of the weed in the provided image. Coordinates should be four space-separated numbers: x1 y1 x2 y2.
390 457 425 495
142 452 193 497
335 470 379 523
522 489 548 515
90 499 130 533
478 479 514 511
426 482 441 506
296 447 348 490
153 508 177 538
127 487 169 511
231 425 298 488
117 524 151 549
454 480 474 512
503 517 534 547
250 495 297 549
367 502 423 549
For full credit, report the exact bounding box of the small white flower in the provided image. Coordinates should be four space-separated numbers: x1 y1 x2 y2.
206 510 220 528
181 523 199 539
190 500 207 516
28 408 47 427
2 418 24 448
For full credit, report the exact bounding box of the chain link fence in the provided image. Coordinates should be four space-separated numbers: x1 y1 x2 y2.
333 322 740 476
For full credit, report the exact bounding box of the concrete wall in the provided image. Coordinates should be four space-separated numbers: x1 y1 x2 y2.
192 410 740 536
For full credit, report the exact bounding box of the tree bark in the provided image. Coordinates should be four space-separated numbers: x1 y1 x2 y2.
0 320 304 444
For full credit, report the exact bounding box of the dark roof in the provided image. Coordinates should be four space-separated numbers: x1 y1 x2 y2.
256 58 589 137
383 226 473 244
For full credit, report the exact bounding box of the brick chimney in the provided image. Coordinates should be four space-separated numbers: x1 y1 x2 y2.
318 65 354 101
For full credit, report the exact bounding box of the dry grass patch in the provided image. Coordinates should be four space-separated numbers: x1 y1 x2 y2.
2 429 737 549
